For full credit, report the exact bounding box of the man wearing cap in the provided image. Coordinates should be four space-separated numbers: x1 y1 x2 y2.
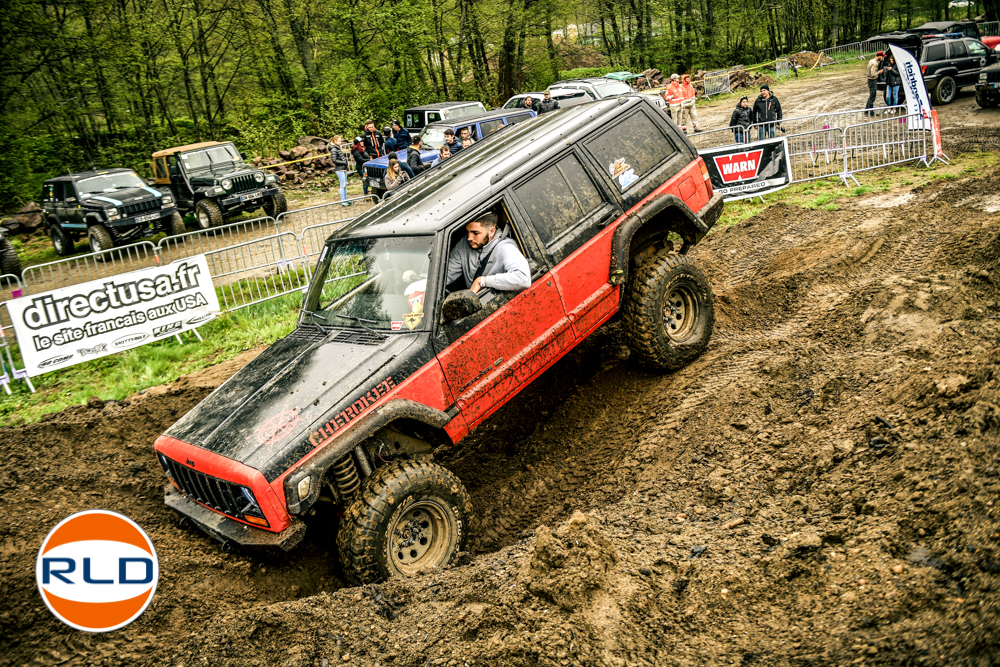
391 120 412 149
664 74 683 124
537 90 560 114
865 52 885 116
752 84 782 140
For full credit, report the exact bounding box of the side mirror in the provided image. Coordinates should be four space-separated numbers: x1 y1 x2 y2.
441 290 482 321
145 178 155 186
240 152 247 161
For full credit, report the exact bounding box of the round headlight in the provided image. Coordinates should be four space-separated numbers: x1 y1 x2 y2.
221 179 233 190
254 171 265 183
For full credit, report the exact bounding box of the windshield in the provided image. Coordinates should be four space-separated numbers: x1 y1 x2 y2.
180 144 242 172
77 172 145 195
305 236 433 331
419 125 451 148
595 81 634 97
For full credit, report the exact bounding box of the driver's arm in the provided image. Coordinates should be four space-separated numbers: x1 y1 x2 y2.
479 241 530 292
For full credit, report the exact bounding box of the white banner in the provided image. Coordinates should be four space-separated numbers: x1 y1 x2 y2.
889 44 933 124
7 255 220 377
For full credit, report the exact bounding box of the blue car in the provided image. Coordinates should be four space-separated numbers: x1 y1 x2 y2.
362 108 537 196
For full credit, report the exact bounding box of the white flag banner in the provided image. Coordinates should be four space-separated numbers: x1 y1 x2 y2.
889 44 933 125
7 254 220 377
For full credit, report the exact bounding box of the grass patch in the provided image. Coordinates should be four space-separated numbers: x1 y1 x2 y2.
0 293 302 427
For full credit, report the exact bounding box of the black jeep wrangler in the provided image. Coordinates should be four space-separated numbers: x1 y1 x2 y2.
976 61 1000 108
151 141 287 229
155 97 723 584
41 169 184 256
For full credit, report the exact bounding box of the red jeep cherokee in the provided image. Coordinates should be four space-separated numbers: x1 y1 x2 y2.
155 97 723 584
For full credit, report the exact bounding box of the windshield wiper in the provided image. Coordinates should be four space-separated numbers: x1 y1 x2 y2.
300 309 331 330
333 314 388 340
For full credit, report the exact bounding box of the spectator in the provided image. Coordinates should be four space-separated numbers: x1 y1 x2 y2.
384 158 410 194
459 127 475 149
885 56 902 108
443 129 462 154
679 74 701 133
865 51 885 116
363 120 385 158
351 136 371 195
522 96 535 113
385 135 398 153
537 90 560 114
752 84 782 140
664 74 682 123
386 151 415 179
729 97 752 144
329 135 350 205
405 135 427 176
432 144 451 167
392 120 412 149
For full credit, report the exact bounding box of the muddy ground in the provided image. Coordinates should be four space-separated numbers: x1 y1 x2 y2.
2 69 1000 667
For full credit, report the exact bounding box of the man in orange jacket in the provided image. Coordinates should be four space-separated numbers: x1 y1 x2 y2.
678 74 701 134
664 74 683 123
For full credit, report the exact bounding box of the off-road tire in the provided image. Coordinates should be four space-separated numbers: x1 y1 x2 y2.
623 253 714 371
87 224 114 257
167 211 186 236
933 76 957 105
195 199 224 230
0 238 22 277
49 222 74 257
337 459 472 585
976 88 999 109
262 191 288 219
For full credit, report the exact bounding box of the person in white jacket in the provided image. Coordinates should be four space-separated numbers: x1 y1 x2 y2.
446 213 530 294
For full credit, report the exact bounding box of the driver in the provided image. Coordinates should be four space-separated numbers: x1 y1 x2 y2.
446 212 530 294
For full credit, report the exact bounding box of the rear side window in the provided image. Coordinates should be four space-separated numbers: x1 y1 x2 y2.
584 110 678 191
950 41 968 57
405 111 423 128
514 154 603 244
480 119 505 135
506 114 532 124
924 43 947 62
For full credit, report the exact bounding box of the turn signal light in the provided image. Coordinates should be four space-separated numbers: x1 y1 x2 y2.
921 65 928 74
242 514 269 528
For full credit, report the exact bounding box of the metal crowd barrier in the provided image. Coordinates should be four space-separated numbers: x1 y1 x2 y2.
816 40 889 67
786 127 848 183
157 215 279 264
204 231 310 312
979 21 999 37
0 273 32 393
702 69 731 99
299 221 354 266
22 241 160 295
842 113 930 180
274 195 378 237
776 58 791 78
0 273 24 337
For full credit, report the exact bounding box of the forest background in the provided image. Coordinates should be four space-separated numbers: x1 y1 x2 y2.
1 0 997 211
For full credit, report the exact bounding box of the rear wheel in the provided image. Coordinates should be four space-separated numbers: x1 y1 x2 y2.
933 76 957 105
976 87 999 109
0 238 22 278
623 253 715 371
87 224 114 256
337 459 472 585
195 199 224 230
49 223 74 257
262 191 288 218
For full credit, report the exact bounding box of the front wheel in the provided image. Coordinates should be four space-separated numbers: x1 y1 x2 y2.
262 191 287 218
933 76 957 105
976 87 999 109
195 199 224 230
623 253 715 371
337 459 472 585
87 224 114 257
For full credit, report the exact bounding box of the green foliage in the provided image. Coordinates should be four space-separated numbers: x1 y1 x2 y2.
558 66 618 80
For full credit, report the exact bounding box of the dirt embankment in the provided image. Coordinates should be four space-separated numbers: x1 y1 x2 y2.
3 169 1000 666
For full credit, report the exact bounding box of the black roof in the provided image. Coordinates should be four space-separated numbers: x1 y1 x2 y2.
330 97 655 238
405 101 484 111
43 168 135 183
551 77 615 86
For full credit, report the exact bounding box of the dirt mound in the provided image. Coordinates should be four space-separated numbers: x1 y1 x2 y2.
3 169 1000 666
790 51 834 68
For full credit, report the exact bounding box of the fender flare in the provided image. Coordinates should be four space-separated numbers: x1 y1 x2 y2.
283 399 453 515
609 191 722 285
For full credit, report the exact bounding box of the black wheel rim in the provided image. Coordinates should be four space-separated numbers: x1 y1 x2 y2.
386 500 454 576
663 283 698 342
941 80 955 102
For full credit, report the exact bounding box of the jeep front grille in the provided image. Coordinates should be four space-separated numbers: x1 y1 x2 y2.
120 199 160 217
158 454 256 519
366 166 386 182
230 173 260 194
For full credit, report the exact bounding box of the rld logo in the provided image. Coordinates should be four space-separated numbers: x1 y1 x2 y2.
36 510 159 632
713 149 764 183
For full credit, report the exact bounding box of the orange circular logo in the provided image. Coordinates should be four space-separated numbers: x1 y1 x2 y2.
35 510 159 632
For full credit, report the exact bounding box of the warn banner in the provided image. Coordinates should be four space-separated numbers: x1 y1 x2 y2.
698 137 792 201
7 255 220 377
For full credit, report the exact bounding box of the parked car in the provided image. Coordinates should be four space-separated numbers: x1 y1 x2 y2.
41 169 183 256
402 102 487 135
549 75 668 111
866 32 998 104
501 89 591 109
151 141 286 230
975 61 1000 107
363 108 537 197
906 19 1000 50
154 96 723 584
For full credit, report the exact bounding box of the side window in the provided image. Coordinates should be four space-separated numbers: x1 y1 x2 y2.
924 43 947 62
154 158 167 179
42 184 54 201
427 112 441 123
456 124 477 140
969 41 987 56
54 182 65 200
481 119 505 135
513 154 604 245
584 87 597 99
506 114 531 124
443 200 538 297
950 41 968 58
584 109 678 191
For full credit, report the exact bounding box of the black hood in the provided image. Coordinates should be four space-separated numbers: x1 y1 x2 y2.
81 186 163 209
165 328 435 480
187 164 255 187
